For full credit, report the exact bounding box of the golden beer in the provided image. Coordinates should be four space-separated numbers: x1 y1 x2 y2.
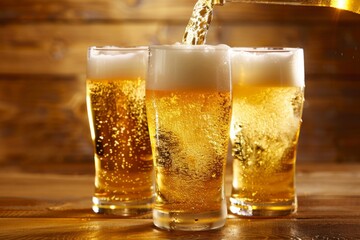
230 48 305 217
147 45 231 231
146 90 231 212
182 0 214 45
86 46 153 216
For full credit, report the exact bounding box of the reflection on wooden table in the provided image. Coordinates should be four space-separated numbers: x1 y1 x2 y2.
0 163 359 239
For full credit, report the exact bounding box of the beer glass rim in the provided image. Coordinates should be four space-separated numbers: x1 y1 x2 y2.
231 47 303 53
88 46 148 52
150 44 230 52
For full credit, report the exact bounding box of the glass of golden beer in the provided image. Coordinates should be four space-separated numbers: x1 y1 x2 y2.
146 44 232 231
229 47 305 217
86 46 153 216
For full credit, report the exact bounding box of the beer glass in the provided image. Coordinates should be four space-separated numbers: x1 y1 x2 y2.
229 47 305 217
146 45 232 231
86 46 153 216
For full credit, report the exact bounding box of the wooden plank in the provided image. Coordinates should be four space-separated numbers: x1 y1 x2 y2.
0 74 93 164
0 23 359 75
296 78 360 162
220 24 360 76
0 164 359 217
303 79 360 125
0 0 359 22
0 23 162 75
0 164 359 238
0 218 359 239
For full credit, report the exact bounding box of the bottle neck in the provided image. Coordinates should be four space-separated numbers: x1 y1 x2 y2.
212 0 359 14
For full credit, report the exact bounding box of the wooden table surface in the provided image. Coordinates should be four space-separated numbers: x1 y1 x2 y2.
0 163 359 239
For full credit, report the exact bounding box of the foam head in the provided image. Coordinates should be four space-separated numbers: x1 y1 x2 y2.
231 48 305 87
87 46 148 80
147 44 231 91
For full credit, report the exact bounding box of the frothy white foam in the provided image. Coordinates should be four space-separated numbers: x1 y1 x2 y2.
87 46 148 79
147 44 231 91
231 48 305 87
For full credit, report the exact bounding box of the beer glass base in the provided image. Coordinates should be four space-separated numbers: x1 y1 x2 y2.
229 197 297 217
153 208 227 231
92 196 153 216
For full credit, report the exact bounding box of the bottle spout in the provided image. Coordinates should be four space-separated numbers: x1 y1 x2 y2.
211 0 359 14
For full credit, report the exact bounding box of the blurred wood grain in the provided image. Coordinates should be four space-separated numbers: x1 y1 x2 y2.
1 0 359 22
0 0 359 164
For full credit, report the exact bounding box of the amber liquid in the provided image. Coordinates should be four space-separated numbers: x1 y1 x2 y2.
146 89 231 230
183 0 214 45
86 78 153 215
230 85 304 216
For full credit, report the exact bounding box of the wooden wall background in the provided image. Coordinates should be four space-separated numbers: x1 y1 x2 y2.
0 0 359 167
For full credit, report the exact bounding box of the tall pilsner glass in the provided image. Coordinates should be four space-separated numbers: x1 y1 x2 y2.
146 45 232 231
230 47 305 217
86 46 153 216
